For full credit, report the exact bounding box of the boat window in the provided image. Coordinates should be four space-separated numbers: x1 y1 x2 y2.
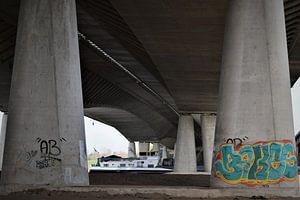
120 164 126 167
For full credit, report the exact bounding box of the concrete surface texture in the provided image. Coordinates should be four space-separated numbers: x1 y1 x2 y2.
174 115 197 173
212 0 298 188
201 114 216 173
110 0 227 112
0 62 11 112
1 1 300 150
138 142 149 154
128 142 136 158
88 172 210 187
1 1 300 149
73 1 180 148
0 114 7 171
1 185 300 199
161 146 167 160
151 142 160 152
1 0 88 186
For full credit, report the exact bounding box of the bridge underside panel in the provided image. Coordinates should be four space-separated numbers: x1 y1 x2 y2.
0 0 299 145
84 107 177 148
85 107 157 142
110 0 228 112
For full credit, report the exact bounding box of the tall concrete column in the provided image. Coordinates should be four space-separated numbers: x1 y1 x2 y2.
173 143 176 159
174 115 197 173
128 142 136 158
161 146 167 160
152 142 160 155
201 114 216 174
160 146 168 165
212 0 298 188
1 0 88 186
0 113 7 171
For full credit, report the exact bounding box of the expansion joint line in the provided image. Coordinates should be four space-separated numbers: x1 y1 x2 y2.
78 31 180 117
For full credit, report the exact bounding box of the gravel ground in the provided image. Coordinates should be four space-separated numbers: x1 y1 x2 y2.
0 189 299 200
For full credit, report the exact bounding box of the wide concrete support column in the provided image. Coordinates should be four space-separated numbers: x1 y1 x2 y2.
1 0 88 186
212 0 298 188
174 115 197 173
201 114 216 174
0 113 7 171
128 142 136 158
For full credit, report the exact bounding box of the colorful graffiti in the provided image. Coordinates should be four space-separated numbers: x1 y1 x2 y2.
214 140 297 186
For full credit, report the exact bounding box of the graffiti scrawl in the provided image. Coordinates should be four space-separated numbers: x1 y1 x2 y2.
214 140 297 186
34 137 67 169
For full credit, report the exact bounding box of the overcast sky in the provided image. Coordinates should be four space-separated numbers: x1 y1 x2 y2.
84 117 128 154
292 78 300 134
0 78 300 153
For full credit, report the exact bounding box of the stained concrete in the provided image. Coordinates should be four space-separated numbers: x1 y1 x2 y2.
1 1 300 149
212 0 298 188
174 115 197 173
89 172 210 187
201 114 216 173
1 0 88 186
110 0 228 112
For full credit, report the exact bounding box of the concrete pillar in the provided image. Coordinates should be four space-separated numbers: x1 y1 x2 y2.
212 0 298 188
139 142 149 156
201 114 216 174
173 143 176 160
128 142 136 158
160 146 168 165
161 146 167 160
0 113 7 171
174 115 197 173
152 142 160 155
1 0 88 186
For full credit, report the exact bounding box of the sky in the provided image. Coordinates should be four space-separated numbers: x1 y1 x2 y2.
292 78 300 134
0 78 300 154
84 117 128 154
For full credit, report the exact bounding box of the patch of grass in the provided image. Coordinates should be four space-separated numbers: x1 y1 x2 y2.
88 159 97 167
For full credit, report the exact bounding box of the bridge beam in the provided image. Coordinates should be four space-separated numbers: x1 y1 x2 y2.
1 0 88 186
174 115 197 173
212 0 298 188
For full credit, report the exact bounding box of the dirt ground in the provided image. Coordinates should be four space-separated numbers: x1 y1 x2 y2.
0 189 299 200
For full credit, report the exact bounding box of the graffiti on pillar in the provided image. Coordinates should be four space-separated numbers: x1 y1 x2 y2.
223 136 249 147
24 150 38 161
27 137 67 169
214 140 297 186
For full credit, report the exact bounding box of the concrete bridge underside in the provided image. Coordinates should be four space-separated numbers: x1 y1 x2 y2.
0 0 300 147
0 0 299 188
